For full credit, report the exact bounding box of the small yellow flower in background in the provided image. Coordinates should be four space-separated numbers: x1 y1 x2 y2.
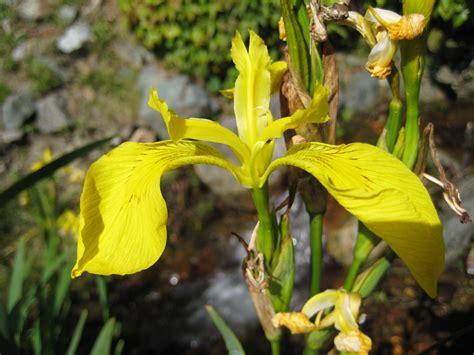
273 289 372 354
58 209 81 239
344 7 426 79
72 31 443 299
31 148 54 171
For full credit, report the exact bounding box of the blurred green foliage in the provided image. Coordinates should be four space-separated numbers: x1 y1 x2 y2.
118 0 282 91
25 57 63 95
0 81 10 104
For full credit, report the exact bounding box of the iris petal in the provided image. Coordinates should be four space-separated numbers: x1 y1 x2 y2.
72 140 242 277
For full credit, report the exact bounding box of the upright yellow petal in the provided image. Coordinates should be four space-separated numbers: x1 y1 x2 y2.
72 141 242 277
148 89 250 164
301 289 338 318
263 142 444 297
231 31 271 147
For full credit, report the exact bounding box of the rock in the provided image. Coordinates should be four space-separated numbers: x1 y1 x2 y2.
57 22 93 54
0 130 23 145
341 71 380 114
136 64 217 136
436 61 474 102
17 0 53 21
1 90 36 131
57 5 78 24
420 73 446 103
36 92 71 133
113 40 144 69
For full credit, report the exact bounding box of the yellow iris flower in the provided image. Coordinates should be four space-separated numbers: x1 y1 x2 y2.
72 31 444 297
273 289 372 354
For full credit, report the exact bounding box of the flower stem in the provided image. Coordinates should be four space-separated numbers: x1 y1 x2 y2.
344 222 377 291
309 212 324 296
251 184 276 266
271 338 281 355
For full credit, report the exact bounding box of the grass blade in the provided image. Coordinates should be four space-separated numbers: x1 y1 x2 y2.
90 318 117 355
7 238 27 312
205 305 245 355
65 310 88 355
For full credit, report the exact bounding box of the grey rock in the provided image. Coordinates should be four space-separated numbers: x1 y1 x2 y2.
57 5 78 24
1 90 36 131
137 64 217 136
36 93 71 133
341 71 380 113
12 42 30 62
17 0 53 21
113 40 144 69
57 22 93 54
420 74 446 103
0 130 23 145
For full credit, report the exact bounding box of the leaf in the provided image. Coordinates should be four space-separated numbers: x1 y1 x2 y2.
72 140 242 277
90 318 117 355
65 310 88 355
205 305 245 355
264 142 444 297
7 238 27 312
0 136 115 207
52 261 74 316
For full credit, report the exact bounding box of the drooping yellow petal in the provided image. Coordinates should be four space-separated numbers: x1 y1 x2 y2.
301 289 338 318
148 89 250 164
263 142 444 297
334 292 360 332
259 83 329 142
366 31 396 79
272 312 316 334
72 141 242 277
231 31 271 147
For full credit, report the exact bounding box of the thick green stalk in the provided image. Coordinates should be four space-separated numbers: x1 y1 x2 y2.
251 184 276 267
400 0 434 169
271 339 281 355
343 222 377 291
309 213 324 296
352 253 395 297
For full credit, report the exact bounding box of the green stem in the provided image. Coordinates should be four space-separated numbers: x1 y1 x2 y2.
251 184 276 267
271 338 281 355
343 222 377 291
352 253 395 297
378 70 403 153
309 213 324 296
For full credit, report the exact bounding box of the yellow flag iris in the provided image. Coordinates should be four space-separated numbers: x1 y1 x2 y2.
72 31 444 297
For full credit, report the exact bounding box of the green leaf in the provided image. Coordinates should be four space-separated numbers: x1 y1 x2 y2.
95 276 110 320
52 261 74 316
205 305 245 355
7 239 27 312
90 318 117 355
65 310 88 355
0 136 115 207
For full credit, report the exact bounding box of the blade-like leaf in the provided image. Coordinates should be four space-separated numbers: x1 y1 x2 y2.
90 318 117 355
0 136 115 206
205 305 245 355
65 310 88 355
7 238 27 312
